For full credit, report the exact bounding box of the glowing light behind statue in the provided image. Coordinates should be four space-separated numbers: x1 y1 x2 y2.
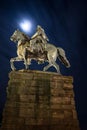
19 20 32 33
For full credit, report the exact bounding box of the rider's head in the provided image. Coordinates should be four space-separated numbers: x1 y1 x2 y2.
37 25 43 31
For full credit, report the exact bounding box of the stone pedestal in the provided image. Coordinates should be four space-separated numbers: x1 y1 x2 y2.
1 70 80 130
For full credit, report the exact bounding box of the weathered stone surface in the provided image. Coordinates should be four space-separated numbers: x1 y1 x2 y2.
1 70 80 130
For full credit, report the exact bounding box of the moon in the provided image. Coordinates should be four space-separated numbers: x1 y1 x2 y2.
19 20 32 33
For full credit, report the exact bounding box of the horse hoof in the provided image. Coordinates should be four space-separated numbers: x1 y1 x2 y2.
25 68 29 70
12 68 16 71
43 68 46 72
57 72 61 75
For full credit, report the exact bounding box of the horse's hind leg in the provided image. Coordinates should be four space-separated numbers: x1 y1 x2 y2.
43 63 52 72
52 62 61 74
44 54 61 74
43 54 54 72
44 62 60 74
10 57 23 71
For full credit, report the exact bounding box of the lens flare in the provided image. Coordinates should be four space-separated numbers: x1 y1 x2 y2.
20 20 32 32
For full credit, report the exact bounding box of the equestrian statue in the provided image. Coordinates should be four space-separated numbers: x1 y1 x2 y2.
10 25 70 74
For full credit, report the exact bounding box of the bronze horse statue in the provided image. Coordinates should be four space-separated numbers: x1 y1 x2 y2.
10 29 70 74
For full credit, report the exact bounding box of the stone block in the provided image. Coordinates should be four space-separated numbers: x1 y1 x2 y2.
1 70 80 130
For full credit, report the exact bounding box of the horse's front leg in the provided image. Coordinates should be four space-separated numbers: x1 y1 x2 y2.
10 57 23 71
23 48 30 70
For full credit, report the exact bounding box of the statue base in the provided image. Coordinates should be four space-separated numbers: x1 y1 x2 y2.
1 70 80 130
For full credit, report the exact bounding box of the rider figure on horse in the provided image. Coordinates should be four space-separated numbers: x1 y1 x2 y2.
30 25 49 53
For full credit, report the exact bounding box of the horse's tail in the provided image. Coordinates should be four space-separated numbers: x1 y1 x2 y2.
57 47 70 68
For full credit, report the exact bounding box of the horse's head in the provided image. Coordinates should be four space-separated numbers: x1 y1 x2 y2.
10 29 26 43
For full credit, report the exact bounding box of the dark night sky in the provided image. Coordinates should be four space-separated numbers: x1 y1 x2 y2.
0 0 87 129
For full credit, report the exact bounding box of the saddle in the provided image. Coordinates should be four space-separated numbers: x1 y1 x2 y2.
25 48 48 61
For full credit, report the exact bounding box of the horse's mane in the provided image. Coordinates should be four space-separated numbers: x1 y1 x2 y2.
22 32 30 41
